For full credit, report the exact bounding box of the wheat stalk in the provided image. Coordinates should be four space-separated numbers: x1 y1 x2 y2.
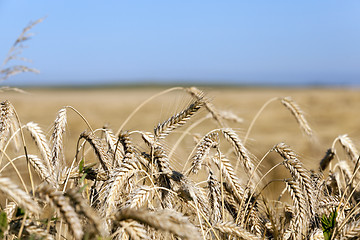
0 18 44 82
281 97 313 137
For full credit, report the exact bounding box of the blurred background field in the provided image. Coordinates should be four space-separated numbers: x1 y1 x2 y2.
2 86 359 179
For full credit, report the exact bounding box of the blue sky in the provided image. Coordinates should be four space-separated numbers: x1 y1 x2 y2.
0 1 359 86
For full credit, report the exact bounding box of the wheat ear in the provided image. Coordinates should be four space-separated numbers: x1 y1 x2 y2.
0 177 40 214
80 131 111 171
51 108 67 176
117 220 149 240
27 155 56 186
25 225 54 240
115 208 201 240
212 153 245 204
207 170 222 224
284 179 308 239
37 184 83 240
0 100 13 151
186 86 226 128
281 97 313 137
116 86 184 135
274 143 315 218
65 188 105 237
190 131 219 174
221 128 256 176
118 131 135 162
105 161 140 217
123 185 154 209
25 122 53 176
103 128 123 165
335 134 359 164
215 221 260 240
0 18 44 81
341 220 360 239
154 98 203 139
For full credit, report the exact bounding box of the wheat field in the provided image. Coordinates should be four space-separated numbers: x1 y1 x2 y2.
0 86 359 239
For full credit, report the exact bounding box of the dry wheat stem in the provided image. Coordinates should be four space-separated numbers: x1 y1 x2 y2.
64 105 94 132
243 97 280 146
8 101 37 196
0 149 29 193
116 86 184 135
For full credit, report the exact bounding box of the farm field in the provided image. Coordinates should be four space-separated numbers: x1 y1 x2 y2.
1 86 360 239
2 86 359 166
